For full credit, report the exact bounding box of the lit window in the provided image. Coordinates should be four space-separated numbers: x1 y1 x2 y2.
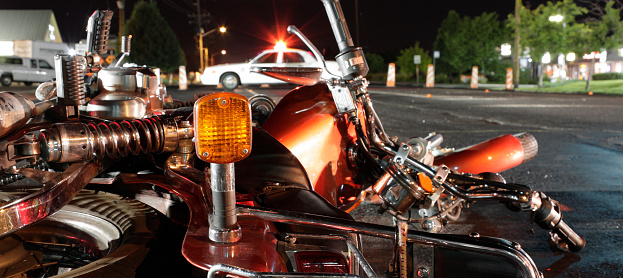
501 44 511 56
0 41 14 56
542 52 551 64
48 24 56 40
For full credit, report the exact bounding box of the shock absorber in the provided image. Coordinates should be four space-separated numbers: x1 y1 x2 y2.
39 117 182 163
55 55 87 106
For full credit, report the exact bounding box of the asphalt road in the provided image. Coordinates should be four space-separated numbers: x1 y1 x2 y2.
5 82 623 277
356 86 623 278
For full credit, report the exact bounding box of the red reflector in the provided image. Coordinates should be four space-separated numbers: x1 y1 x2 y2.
294 251 348 273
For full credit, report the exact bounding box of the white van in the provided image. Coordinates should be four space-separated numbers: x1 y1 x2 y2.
0 56 55 87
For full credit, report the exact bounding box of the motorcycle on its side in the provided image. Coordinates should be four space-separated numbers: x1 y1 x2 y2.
0 2 583 278
254 0 585 253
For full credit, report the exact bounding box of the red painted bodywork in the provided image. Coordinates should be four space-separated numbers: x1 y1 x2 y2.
434 134 526 174
261 84 363 207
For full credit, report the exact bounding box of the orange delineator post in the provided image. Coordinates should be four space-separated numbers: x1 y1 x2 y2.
386 63 396 87
505 68 514 90
470 66 478 89
426 64 435 88
179 65 188 90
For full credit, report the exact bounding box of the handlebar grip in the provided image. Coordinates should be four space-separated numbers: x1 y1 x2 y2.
320 0 354 52
554 219 586 252
533 194 585 252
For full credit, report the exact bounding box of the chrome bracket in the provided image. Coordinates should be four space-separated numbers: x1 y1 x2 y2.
393 144 411 165
423 187 444 210
434 165 450 185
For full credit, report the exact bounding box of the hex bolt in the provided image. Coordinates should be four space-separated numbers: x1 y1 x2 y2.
417 266 430 278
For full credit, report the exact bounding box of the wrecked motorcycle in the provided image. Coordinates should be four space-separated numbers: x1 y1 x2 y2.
0 1 583 278
254 0 585 253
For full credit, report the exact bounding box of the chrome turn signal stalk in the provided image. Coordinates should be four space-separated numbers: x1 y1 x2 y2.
193 92 252 243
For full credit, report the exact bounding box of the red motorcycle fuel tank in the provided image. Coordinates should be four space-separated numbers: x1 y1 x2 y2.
262 84 364 209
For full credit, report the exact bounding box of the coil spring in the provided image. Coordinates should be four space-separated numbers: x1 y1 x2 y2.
94 11 113 55
121 35 131 53
61 56 87 105
86 117 166 158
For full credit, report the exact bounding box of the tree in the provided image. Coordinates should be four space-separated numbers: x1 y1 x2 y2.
574 0 623 90
433 11 465 78
510 0 588 87
395 42 431 80
125 1 185 72
434 11 510 82
365 53 385 73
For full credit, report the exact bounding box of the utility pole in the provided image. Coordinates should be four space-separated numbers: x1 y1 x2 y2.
355 0 360 46
196 0 204 72
513 0 521 88
117 0 125 51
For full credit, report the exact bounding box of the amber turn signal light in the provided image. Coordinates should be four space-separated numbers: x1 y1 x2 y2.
417 172 435 193
193 92 252 163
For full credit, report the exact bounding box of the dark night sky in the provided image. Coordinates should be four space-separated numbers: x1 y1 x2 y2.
1 0 550 71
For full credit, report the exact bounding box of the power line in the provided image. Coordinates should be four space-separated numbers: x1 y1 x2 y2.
161 0 194 14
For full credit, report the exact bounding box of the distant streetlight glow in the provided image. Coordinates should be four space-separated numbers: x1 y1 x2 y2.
549 14 563 22
219 27 227 33
600 51 607 63
274 41 287 51
221 50 226 55
542 52 551 64
501 43 511 56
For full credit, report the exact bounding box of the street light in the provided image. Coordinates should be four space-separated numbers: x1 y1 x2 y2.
211 49 226 65
198 26 226 72
548 14 563 22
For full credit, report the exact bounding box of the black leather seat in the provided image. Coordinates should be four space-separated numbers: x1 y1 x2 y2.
235 129 352 220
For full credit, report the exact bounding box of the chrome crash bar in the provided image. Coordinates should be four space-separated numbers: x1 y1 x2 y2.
238 205 542 278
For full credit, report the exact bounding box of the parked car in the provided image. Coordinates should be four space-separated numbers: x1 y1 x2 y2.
0 56 55 87
200 48 340 89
